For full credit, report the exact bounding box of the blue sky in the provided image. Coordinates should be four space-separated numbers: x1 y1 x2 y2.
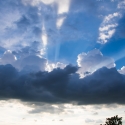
0 0 125 125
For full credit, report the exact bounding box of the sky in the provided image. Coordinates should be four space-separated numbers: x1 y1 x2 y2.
0 0 125 125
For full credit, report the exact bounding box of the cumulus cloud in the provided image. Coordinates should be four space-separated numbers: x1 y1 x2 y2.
0 46 67 73
77 49 115 76
46 62 66 72
118 66 125 75
0 49 116 78
0 64 125 105
0 49 47 72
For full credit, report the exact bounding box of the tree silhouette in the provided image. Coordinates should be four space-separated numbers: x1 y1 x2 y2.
100 115 122 125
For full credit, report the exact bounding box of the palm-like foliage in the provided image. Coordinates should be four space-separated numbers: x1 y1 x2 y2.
100 115 122 125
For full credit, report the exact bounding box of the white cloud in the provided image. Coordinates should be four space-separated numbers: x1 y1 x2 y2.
0 49 67 73
56 16 66 29
118 66 125 75
56 62 66 69
97 0 125 44
55 0 69 29
98 29 116 43
0 50 47 72
99 24 118 32
104 12 120 23
22 0 70 29
46 62 66 72
46 63 56 72
57 0 70 14
42 25 48 47
98 12 121 44
77 49 115 77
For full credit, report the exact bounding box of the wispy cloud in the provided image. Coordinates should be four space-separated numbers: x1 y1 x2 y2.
97 0 125 44
98 12 121 44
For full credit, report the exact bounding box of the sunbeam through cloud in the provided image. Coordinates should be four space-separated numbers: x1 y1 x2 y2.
0 0 125 125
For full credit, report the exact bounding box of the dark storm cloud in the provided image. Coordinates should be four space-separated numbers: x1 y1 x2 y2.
28 103 65 114
0 64 125 105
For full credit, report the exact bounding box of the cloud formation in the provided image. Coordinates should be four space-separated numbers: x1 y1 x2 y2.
0 64 125 105
77 49 115 76
98 12 121 44
97 0 125 44
0 50 17 65
118 66 125 75
0 49 47 72
0 0 125 114
0 0 123 54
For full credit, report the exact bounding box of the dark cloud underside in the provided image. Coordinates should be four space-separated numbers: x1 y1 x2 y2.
0 64 125 105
